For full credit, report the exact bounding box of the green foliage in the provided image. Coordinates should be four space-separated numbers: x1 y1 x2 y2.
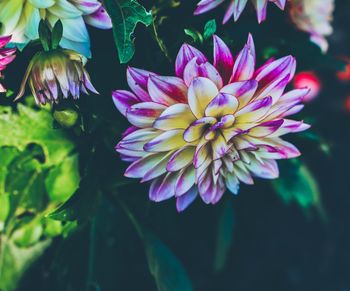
203 19 216 40
0 105 74 166
214 200 235 272
104 0 153 63
272 159 322 211
48 176 100 222
0 104 80 290
0 237 51 291
143 232 193 291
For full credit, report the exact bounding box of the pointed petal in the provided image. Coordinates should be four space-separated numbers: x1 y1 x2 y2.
175 43 207 77
213 35 234 84
127 67 154 101
183 58 223 88
230 34 255 82
235 96 273 123
188 77 219 119
153 104 195 130
175 166 196 196
183 117 216 142
194 0 225 15
176 187 198 212
167 146 196 172
149 172 178 202
148 75 187 105
126 102 166 128
112 90 139 117
248 119 284 137
205 93 239 117
84 6 112 29
144 129 187 152
225 172 240 194
220 79 258 109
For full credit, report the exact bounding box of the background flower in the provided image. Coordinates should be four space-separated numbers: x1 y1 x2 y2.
0 35 16 92
194 0 287 23
16 48 98 105
289 0 334 53
113 34 309 211
0 0 112 57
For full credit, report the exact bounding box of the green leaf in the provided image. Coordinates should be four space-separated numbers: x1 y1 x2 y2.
121 202 193 291
48 176 100 222
0 147 20 195
38 19 50 51
45 154 80 203
213 200 235 272
51 20 63 50
272 159 322 211
43 218 63 238
203 19 216 40
0 105 75 166
184 28 203 43
144 232 193 291
5 147 47 215
0 236 50 291
0 194 10 232
12 218 43 248
104 0 153 63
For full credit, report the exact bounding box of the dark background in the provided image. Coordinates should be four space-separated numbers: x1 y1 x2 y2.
5 0 350 290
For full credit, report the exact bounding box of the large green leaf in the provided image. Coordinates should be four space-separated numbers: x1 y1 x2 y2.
143 231 193 291
48 176 100 222
0 105 74 165
104 0 153 63
45 154 80 203
0 236 51 291
272 159 322 210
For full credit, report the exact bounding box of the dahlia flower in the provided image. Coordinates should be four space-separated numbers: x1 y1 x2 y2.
16 48 97 105
194 0 287 23
0 35 16 93
0 0 112 57
112 34 310 211
289 0 334 53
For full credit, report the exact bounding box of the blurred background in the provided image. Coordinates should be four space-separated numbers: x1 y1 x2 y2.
1 0 350 290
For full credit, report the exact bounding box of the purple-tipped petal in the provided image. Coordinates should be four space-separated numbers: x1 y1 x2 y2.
236 96 273 122
221 79 258 108
84 5 112 29
126 102 166 128
144 129 187 152
213 35 234 84
175 43 207 77
176 187 198 212
194 0 225 15
127 67 155 101
230 35 256 82
253 0 268 23
148 75 188 106
175 166 196 196
183 58 223 88
167 146 196 172
112 90 139 117
153 103 196 130
149 172 178 202
248 119 284 137
204 93 239 117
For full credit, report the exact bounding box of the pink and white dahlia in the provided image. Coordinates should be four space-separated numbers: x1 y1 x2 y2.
0 0 112 57
289 0 334 53
0 36 16 93
194 0 287 23
112 35 310 211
